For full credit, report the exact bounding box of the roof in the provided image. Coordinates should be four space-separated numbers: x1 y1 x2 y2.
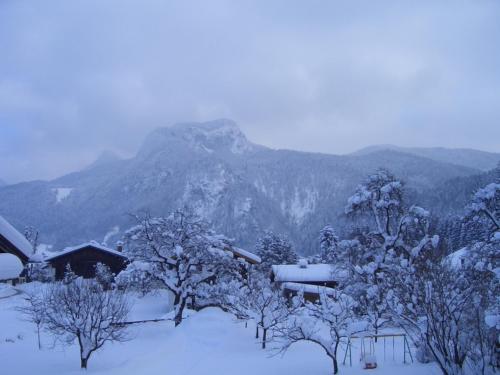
229 247 261 264
45 241 128 261
0 253 23 280
271 264 341 283
0 215 33 259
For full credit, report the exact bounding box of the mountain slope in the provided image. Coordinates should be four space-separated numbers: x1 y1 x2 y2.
0 120 483 254
353 144 500 171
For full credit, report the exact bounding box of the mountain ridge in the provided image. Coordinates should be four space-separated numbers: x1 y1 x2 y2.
0 119 492 254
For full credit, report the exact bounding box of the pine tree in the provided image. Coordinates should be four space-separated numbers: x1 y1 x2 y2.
319 225 339 263
255 231 297 270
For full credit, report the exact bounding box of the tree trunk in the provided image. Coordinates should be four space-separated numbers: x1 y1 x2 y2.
375 325 378 343
80 357 88 369
37 325 41 350
333 357 338 374
174 298 187 327
255 326 259 339
262 328 267 349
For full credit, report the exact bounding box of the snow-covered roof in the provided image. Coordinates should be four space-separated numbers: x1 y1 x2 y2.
282 282 337 296
0 253 24 280
0 215 33 258
446 247 468 269
271 264 341 283
45 241 128 261
230 247 261 264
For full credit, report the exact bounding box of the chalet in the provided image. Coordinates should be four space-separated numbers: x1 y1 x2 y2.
45 241 128 280
271 260 345 302
0 215 33 264
0 253 24 285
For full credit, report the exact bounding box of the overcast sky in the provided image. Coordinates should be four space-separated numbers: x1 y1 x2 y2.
1 0 499 183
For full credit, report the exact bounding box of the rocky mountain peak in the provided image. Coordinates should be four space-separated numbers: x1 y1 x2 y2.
138 119 255 158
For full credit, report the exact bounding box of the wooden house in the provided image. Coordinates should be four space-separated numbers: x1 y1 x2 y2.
45 241 128 280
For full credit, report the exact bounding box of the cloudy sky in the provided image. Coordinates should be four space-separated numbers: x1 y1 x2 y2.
1 0 499 183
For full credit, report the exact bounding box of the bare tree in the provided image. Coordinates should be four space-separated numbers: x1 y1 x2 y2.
42 278 130 369
17 287 45 350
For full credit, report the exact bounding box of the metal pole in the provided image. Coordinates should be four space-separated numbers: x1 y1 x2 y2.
392 336 395 361
384 336 386 362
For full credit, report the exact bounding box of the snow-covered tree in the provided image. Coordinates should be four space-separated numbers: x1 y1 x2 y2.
42 278 130 369
344 170 439 339
276 289 363 374
124 210 239 326
95 262 114 290
389 255 497 375
115 260 156 296
24 225 39 254
467 182 500 236
319 225 339 263
231 271 292 349
256 231 297 271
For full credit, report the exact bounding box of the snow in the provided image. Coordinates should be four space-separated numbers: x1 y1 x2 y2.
230 247 261 264
0 215 33 258
0 288 438 375
45 241 128 261
446 247 468 269
0 253 23 280
272 264 343 283
52 187 73 203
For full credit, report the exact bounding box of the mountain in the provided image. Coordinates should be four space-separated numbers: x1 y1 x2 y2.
353 145 500 171
85 150 122 170
0 119 485 255
0 179 6 187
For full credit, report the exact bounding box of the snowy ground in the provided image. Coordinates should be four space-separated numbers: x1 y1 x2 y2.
0 285 440 375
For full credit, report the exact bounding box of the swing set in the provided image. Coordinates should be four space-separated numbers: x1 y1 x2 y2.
342 333 413 370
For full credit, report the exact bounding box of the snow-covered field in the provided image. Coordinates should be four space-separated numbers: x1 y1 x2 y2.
0 285 439 375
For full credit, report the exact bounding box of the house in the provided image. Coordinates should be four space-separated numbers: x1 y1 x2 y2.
271 261 345 302
45 241 128 280
0 253 24 285
0 215 33 264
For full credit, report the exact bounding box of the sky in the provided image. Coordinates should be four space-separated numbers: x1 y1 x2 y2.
1 0 500 183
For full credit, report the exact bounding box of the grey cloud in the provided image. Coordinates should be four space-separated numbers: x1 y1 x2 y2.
1 0 499 182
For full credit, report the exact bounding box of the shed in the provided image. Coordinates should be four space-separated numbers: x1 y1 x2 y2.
0 253 24 284
45 242 128 280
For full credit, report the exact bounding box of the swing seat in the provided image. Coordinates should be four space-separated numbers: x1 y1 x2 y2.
363 354 378 369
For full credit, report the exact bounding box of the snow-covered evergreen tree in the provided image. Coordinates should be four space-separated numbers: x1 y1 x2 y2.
319 225 339 263
255 231 297 270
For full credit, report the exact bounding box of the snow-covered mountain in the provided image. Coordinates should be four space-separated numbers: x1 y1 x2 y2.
353 144 500 171
0 119 487 254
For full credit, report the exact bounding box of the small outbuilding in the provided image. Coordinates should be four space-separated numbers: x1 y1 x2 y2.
45 241 128 280
0 253 24 285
